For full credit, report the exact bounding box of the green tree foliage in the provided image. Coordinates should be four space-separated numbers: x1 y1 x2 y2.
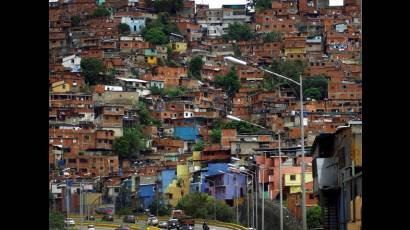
113 126 146 159
223 121 261 134
175 192 234 222
80 58 107 85
93 6 110 17
304 88 322 100
143 27 168 45
138 101 152 125
307 206 323 229
115 207 133 217
149 86 163 95
149 198 172 216
226 22 254 41
254 0 272 10
214 67 241 97
303 75 329 100
209 128 221 144
71 15 80 27
118 23 130 35
152 0 183 15
263 31 283 42
167 59 179 67
193 140 204 151
188 56 204 80
264 60 306 95
142 14 180 44
49 209 65 230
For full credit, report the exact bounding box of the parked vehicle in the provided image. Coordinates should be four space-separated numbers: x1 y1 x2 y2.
167 219 180 230
123 215 136 223
85 215 95 221
147 216 159 226
95 207 113 215
87 224 95 230
64 218 75 227
115 225 131 230
158 221 168 228
180 224 193 230
102 214 114 221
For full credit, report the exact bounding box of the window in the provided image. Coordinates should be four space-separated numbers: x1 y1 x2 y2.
290 55 294 58
282 25 285 28
68 159 76 163
114 188 120 193
79 158 88 163
290 175 296 181
289 24 292 28
297 55 300 58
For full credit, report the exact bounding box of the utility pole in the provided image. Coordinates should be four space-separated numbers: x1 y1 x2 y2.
279 134 283 230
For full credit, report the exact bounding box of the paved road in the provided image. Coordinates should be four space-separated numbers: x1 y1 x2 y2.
76 223 231 230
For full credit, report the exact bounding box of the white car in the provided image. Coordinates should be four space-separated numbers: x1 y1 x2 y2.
64 218 75 226
147 216 159 226
87 225 95 230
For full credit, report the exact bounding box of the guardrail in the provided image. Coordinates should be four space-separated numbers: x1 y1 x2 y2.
72 215 248 230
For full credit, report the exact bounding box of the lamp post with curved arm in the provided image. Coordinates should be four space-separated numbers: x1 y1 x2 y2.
224 56 307 230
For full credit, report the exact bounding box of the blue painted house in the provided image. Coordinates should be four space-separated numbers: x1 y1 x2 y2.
121 16 145 34
138 184 155 209
174 126 199 141
206 170 246 205
160 169 177 193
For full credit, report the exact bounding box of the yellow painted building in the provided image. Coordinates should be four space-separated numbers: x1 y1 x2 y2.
284 172 313 194
172 42 187 53
51 80 70 93
166 164 190 207
284 47 306 56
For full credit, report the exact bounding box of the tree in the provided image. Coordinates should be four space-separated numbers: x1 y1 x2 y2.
303 75 328 100
176 192 233 222
193 140 204 151
209 129 221 144
80 58 105 85
71 15 80 27
307 206 323 229
188 56 203 80
49 209 65 230
223 121 261 134
113 126 146 159
214 67 240 97
304 88 322 100
263 31 283 42
254 0 271 10
226 22 254 41
149 198 172 216
143 27 168 45
118 23 130 35
137 101 152 125
152 0 183 15
93 6 110 17
115 207 133 217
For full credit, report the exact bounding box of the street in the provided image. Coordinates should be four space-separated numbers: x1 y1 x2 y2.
76 223 231 230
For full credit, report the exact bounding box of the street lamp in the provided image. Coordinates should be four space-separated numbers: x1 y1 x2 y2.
218 170 240 225
224 56 307 230
201 176 217 220
229 167 254 229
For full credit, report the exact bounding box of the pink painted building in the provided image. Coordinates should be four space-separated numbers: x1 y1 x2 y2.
255 155 313 200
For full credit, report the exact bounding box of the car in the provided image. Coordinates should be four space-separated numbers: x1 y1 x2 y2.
167 219 180 230
158 221 168 228
85 215 95 221
102 214 114 222
95 207 113 215
123 215 136 223
64 218 75 227
147 216 159 226
87 224 95 230
179 224 193 230
115 225 131 230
